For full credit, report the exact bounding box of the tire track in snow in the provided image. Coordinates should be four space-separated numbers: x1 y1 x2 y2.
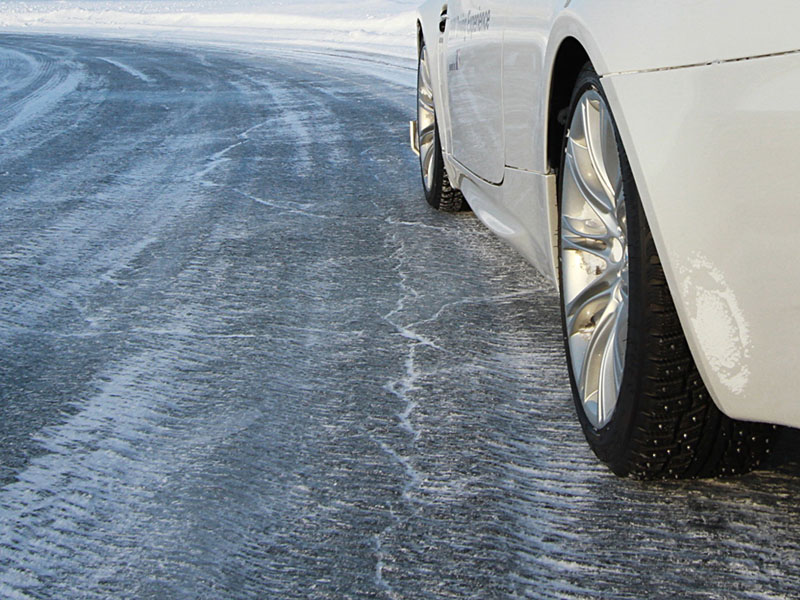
0 44 85 137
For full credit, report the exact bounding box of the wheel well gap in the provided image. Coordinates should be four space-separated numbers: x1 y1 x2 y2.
548 38 591 174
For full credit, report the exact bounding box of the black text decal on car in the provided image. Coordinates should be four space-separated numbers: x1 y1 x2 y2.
448 49 461 72
452 9 491 39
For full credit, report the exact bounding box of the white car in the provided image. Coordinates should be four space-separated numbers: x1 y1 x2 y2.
410 1 800 478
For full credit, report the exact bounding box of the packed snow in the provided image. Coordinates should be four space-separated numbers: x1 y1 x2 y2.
0 1 421 61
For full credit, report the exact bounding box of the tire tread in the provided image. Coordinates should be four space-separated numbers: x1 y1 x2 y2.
623 229 775 479
436 169 465 213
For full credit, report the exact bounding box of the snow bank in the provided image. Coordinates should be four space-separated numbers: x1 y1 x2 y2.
0 1 420 60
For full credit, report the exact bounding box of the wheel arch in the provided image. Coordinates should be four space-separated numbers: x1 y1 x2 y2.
541 24 624 288
415 1 445 63
545 37 591 176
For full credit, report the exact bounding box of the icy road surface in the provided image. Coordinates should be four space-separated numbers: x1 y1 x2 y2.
2 35 800 600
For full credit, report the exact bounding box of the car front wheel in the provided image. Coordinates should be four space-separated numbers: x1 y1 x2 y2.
416 38 465 212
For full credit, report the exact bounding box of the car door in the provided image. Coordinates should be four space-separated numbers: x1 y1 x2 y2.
444 1 504 184
500 0 562 173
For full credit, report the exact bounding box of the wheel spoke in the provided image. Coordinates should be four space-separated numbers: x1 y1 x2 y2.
419 121 435 146
418 89 434 112
423 141 436 188
420 49 433 93
562 215 610 243
615 186 628 238
561 232 611 263
612 297 628 388
564 268 615 336
566 137 617 230
583 97 620 203
578 295 622 425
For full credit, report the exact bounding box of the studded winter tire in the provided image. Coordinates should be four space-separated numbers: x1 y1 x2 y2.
558 64 775 479
416 38 466 213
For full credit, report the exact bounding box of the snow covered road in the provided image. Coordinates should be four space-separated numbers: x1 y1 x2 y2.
2 35 800 600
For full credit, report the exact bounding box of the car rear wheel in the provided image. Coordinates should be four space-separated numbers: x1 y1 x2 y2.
558 64 775 479
416 39 465 212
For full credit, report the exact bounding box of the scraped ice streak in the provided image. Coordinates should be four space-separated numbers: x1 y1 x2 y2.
258 83 315 177
97 57 153 83
375 217 554 591
381 233 429 481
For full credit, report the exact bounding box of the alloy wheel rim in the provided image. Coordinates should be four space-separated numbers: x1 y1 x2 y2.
561 89 629 429
417 44 437 192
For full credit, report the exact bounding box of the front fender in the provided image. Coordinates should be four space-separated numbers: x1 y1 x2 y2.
556 0 800 75
415 1 445 85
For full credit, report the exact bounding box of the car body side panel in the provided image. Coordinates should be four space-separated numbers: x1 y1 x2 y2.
424 0 800 175
454 162 558 284
603 53 800 428
562 0 800 75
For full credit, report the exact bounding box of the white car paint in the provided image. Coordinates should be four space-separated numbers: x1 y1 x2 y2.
415 0 800 428
445 0 505 183
605 53 800 426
